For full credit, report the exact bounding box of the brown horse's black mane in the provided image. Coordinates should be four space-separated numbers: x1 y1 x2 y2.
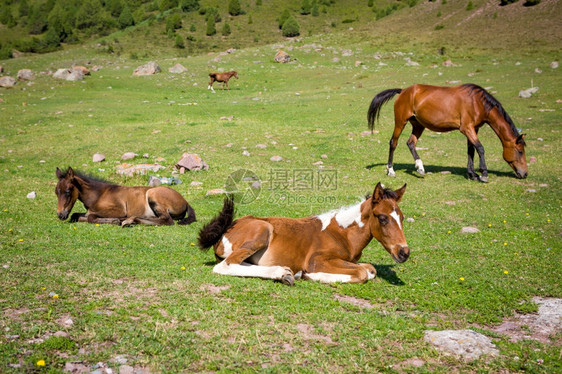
61 169 118 189
462 84 522 141
365 187 398 200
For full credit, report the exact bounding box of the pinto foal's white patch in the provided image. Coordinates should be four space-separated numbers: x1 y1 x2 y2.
221 236 233 258
390 209 402 230
316 201 365 231
305 272 353 283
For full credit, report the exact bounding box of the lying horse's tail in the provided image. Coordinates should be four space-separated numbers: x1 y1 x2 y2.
197 197 235 250
367 88 402 132
178 203 197 225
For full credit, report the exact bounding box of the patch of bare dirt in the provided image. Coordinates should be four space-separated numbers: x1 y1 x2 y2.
491 297 562 344
333 294 375 309
3 307 30 320
296 323 336 345
200 284 231 294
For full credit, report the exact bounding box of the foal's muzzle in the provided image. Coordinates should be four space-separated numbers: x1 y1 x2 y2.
515 170 528 179
392 246 410 263
57 211 69 220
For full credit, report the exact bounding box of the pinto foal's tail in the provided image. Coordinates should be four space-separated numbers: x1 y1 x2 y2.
367 88 402 132
197 197 235 250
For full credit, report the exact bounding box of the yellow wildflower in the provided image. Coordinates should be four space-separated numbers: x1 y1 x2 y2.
36 360 45 367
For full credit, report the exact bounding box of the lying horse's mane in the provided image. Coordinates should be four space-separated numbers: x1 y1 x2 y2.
462 84 521 141
62 169 118 188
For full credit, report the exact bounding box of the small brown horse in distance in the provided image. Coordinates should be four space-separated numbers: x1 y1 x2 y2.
208 71 238 92
367 83 528 182
55 167 196 226
198 183 409 285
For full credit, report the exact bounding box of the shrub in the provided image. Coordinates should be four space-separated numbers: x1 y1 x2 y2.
206 16 216 35
282 15 300 37
466 1 474 10
165 13 182 32
312 3 319 16
180 0 199 12
222 22 231 36
368 0 374 6
301 0 311 15
159 0 178 12
278 9 290 29
189 23 196 31
204 7 221 22
174 34 185 48
118 7 134 29
248 14 253 24
256 0 262 5
523 0 540 5
434 24 444 30
228 0 242 16
500 0 518 5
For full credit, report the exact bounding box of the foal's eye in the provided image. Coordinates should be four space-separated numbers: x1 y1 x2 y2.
377 215 389 225
65 189 71 196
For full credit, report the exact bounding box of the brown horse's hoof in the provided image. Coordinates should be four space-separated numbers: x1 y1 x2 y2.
281 273 295 286
478 175 489 183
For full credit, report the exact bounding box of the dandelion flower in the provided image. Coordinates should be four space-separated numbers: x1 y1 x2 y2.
503 220 507 223
190 242 195 246
96 224 100 227
9 228 13 232
504 242 508 246
488 224 492 228
18 238 23 242
181 266 186 270
36 360 45 367
503 270 509 275
459 277 465 281
547 219 551 223
447 230 452 234
52 294 59 299
525 212 530 216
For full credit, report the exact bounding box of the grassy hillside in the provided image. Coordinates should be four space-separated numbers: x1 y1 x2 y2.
0 0 561 372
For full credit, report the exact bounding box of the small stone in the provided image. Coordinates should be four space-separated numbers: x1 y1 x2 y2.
242 150 250 156
354 61 362 67
148 176 162 187
274 50 291 63
360 131 372 136
142 153 149 158
550 61 559 69
461 227 480 233
321 154 328 159
440 170 451 174
121 152 138 160
442 60 454 67
93 153 105 162
190 181 203 187
17 69 34 81
225 143 234 148
53 331 69 338
526 189 537 193
256 144 267 149
169 63 187 73
424 329 499 360
133 61 161 76
0 76 17 88
529 156 537 163
406 218 415 223
26 191 36 199
119 365 134 374
534 68 542 74
312 161 323 166
206 188 227 196
270 156 283 162
537 138 543 142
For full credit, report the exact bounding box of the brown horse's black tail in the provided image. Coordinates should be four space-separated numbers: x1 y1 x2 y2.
197 197 235 250
178 204 197 225
367 88 402 131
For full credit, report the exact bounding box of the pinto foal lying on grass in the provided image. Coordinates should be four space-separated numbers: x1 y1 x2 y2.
198 183 409 285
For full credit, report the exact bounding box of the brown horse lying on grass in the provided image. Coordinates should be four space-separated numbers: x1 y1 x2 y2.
208 71 238 92
367 83 528 182
55 167 196 226
198 183 409 285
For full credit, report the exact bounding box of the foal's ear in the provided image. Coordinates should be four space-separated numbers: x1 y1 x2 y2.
394 183 407 202
67 167 75 179
56 167 63 179
372 182 384 204
516 134 526 145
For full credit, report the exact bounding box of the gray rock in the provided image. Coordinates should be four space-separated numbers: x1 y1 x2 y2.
274 50 291 63
93 153 105 162
242 150 250 156
206 188 227 196
66 70 84 81
175 153 209 171
53 68 70 80
341 49 353 56
519 87 539 98
121 152 138 160
550 61 559 69
119 365 135 374
26 191 36 199
17 69 34 81
169 63 187 73
406 217 415 223
0 76 17 88
424 329 499 360
461 226 479 233
270 155 283 162
133 61 161 76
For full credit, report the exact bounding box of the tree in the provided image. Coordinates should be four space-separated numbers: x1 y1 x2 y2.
228 0 241 16
222 21 231 35
0 5 15 26
19 0 30 18
159 0 178 12
180 0 199 12
311 1 319 16
282 15 300 37
166 13 182 32
27 5 48 34
118 6 134 29
74 0 103 30
107 0 123 18
278 9 290 29
301 0 311 15
205 16 215 36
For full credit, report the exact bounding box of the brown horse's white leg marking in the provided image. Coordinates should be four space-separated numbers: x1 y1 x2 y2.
304 272 353 283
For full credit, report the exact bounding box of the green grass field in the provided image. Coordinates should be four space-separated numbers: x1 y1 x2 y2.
1 0 561 372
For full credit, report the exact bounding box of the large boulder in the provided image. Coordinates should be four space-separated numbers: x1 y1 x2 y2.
175 153 209 172
169 63 187 73
274 50 291 63
72 65 90 75
424 330 499 361
66 70 84 81
133 61 161 76
0 76 17 88
53 69 71 80
17 69 34 81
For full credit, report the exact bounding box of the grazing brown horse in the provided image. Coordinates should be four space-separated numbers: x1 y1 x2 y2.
367 83 528 182
208 71 238 92
55 167 196 226
198 183 409 285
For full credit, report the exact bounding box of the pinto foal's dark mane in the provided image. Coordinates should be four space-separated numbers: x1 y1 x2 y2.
462 84 522 141
365 187 398 201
